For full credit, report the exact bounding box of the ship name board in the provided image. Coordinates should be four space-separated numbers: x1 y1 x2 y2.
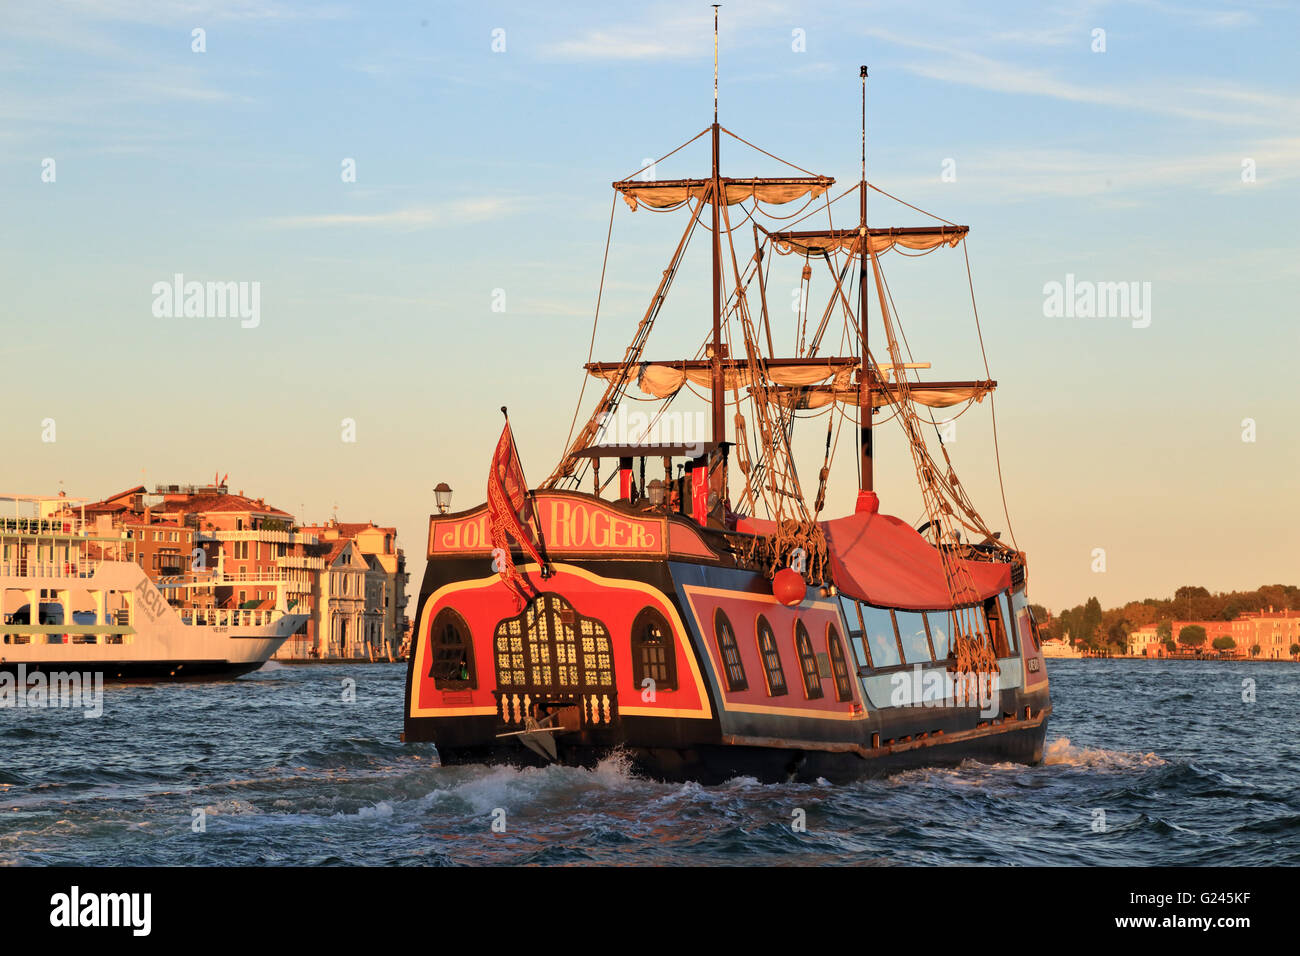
430 498 663 557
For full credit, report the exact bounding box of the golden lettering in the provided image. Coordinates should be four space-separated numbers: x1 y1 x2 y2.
591 511 609 548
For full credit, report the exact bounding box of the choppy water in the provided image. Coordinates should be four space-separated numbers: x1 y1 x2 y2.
1 659 1296 865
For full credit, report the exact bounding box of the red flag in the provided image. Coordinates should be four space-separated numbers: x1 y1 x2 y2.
487 419 545 605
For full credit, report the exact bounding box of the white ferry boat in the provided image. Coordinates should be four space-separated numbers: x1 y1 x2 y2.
1 494 305 679
1040 637 1084 659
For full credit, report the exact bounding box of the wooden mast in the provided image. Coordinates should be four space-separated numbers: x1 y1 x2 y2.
707 5 727 525
710 5 724 447
857 64 879 513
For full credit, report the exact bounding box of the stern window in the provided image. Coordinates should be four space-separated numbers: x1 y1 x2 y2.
429 607 476 689
794 620 824 700
714 608 747 692
826 625 853 702
631 607 677 691
755 615 788 697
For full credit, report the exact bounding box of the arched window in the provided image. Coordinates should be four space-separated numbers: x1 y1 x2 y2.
826 625 853 702
631 606 677 691
428 606 475 689
755 615 787 696
793 620 823 699
714 608 747 692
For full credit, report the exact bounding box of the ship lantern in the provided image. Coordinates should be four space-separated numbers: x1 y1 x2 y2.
434 482 454 514
772 568 805 607
647 479 666 507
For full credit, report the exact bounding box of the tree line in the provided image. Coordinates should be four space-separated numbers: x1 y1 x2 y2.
1030 584 1300 656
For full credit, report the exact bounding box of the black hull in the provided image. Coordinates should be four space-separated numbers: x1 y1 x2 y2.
0 660 266 682
431 714 1050 785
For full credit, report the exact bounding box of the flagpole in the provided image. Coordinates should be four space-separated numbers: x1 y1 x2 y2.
499 405 551 577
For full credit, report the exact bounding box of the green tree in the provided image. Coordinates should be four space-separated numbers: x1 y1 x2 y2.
1078 597 1103 648
1211 635 1235 651
1177 625 1207 648
1156 620 1172 642
1250 644 1261 658
1291 643 1300 659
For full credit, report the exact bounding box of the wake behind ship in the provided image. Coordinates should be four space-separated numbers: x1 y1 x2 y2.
404 50 1052 783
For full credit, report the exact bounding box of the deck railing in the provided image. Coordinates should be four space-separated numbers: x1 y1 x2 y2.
0 560 102 579
179 608 286 628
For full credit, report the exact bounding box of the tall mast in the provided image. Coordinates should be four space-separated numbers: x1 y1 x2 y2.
710 5 724 447
857 64 878 512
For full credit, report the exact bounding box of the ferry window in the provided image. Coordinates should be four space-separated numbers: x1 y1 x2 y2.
1001 594 1018 653
713 608 748 692
926 612 952 660
826 625 853 702
894 611 933 664
839 595 871 668
983 598 1011 658
754 615 788 696
793 620 823 699
631 607 677 691
429 607 476 689
860 605 902 668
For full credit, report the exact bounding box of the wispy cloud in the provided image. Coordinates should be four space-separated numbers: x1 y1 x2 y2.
265 198 516 230
860 23 1297 129
869 136 1300 202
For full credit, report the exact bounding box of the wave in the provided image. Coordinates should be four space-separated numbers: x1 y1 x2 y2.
1043 737 1165 771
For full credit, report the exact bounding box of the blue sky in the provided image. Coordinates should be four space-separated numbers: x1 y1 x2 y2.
3 0 1297 612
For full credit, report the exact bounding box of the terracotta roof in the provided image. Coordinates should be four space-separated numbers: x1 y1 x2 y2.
152 494 292 518
322 538 353 565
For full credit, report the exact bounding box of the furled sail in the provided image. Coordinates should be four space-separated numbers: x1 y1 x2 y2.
768 224 969 256
613 176 834 211
587 358 857 400
768 380 996 410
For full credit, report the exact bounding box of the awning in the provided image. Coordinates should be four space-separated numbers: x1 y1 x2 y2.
821 511 1010 610
613 176 834 211
734 510 1011 611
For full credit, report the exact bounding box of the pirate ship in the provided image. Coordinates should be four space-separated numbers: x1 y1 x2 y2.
404 28 1051 783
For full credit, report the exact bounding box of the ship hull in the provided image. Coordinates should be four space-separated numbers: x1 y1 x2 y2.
404 492 1052 784
0 659 266 682
421 713 1049 784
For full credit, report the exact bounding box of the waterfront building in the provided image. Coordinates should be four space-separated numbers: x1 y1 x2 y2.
1171 609 1300 660
77 483 408 662
1128 624 1166 657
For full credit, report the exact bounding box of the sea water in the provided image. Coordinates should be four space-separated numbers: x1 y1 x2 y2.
0 659 1295 865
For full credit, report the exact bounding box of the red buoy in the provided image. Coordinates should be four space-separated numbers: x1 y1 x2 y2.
772 568 806 607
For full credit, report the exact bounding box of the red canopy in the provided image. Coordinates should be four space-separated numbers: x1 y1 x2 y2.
821 511 1010 610
735 511 1011 611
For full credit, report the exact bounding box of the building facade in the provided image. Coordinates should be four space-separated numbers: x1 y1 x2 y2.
79 483 409 662
1171 609 1300 659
